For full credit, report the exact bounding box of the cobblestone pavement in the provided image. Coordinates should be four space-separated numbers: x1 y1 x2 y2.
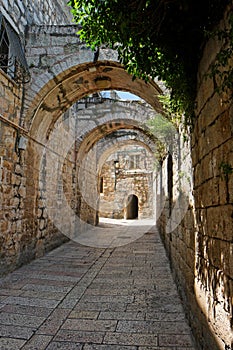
0 222 197 350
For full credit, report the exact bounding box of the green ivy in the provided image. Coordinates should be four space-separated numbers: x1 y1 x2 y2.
207 13 233 101
67 0 230 123
219 161 233 179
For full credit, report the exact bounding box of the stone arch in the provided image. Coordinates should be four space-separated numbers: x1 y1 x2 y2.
94 131 156 220
97 135 155 175
24 24 163 137
22 28 164 257
77 118 155 155
96 137 155 220
25 60 163 138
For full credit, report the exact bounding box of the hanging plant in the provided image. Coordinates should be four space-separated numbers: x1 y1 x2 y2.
67 0 230 123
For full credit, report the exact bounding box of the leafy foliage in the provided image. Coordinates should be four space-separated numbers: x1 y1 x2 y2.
68 0 229 121
219 161 233 179
207 13 233 101
146 95 180 164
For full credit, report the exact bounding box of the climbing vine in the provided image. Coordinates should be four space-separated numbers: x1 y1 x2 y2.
68 0 230 123
207 13 233 101
219 161 233 180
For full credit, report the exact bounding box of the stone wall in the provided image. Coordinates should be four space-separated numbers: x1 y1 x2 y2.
99 145 155 219
0 3 232 349
0 0 72 36
0 70 25 274
0 0 74 275
157 6 233 350
191 7 233 347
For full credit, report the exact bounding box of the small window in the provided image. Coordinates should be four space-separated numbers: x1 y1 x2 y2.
100 176 104 194
0 20 9 74
0 13 30 82
129 154 141 169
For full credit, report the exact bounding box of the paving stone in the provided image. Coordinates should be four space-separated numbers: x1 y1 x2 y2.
20 290 67 300
90 282 134 290
138 347 176 350
0 312 45 328
158 334 195 347
0 324 35 339
85 287 133 296
69 310 99 319
74 301 128 312
0 304 52 317
0 295 7 303
126 303 184 313
22 283 73 293
37 308 71 335
21 334 52 350
99 311 145 320
103 332 158 346
20 278 76 287
39 269 84 278
3 296 60 308
145 312 186 321
57 297 79 309
46 342 83 349
116 320 191 334
0 228 197 349
54 329 104 343
81 294 134 303
61 318 118 332
83 345 137 350
0 288 24 296
0 278 26 290
65 285 88 298
15 272 80 283
0 337 26 350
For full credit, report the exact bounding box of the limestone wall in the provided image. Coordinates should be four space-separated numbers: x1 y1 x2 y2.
191 7 233 347
0 3 232 349
0 71 24 274
0 0 72 36
99 145 155 219
0 0 74 276
158 6 233 350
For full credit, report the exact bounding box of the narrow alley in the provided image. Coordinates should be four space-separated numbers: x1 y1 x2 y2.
0 223 196 350
0 1 232 349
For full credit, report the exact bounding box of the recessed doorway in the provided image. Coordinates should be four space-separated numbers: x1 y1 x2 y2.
126 194 138 219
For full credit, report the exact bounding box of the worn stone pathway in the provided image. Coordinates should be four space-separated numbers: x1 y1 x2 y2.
0 222 197 349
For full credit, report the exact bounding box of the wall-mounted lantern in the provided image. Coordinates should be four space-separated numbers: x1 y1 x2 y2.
114 160 120 190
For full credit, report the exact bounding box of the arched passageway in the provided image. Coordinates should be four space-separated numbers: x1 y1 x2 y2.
97 139 155 220
0 5 232 350
126 194 138 219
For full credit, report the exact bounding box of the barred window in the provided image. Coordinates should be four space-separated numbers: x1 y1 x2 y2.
0 13 30 82
0 19 9 73
129 154 140 169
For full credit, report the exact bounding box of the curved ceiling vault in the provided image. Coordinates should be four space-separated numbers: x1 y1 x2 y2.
27 61 164 141
96 135 155 175
75 119 159 164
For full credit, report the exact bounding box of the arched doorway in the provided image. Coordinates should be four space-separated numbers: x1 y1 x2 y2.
126 195 138 219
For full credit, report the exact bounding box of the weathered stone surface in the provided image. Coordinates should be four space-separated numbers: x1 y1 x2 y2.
157 7 233 350
0 2 232 350
0 231 196 348
99 145 154 219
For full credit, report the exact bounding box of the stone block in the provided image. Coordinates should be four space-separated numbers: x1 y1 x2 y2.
198 92 227 131
200 153 214 182
205 111 232 151
206 205 233 241
18 185 26 198
196 76 215 115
